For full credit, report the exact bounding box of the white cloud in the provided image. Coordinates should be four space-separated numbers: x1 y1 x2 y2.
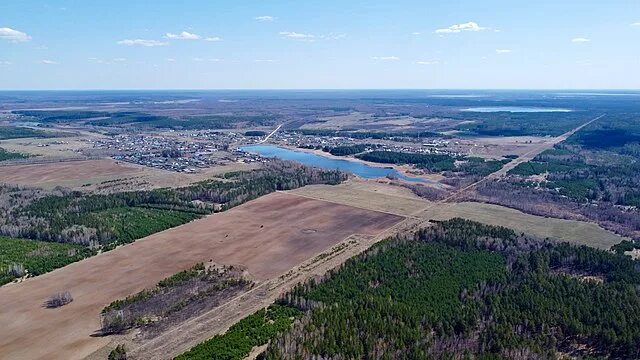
412 32 421 35
41 60 58 64
90 57 127 65
415 60 439 65
204 36 222 42
630 22 640 27
0 27 32 42
324 33 346 40
166 31 201 40
496 49 512 54
435 22 486 34
254 59 275 62
255 16 275 22
118 39 168 47
279 31 315 41
0 60 12 65
166 58 176 62
572 37 590 43
193 57 220 62
279 31 345 41
372 56 400 61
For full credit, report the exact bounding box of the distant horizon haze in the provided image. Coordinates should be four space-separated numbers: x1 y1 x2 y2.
1 0 639 89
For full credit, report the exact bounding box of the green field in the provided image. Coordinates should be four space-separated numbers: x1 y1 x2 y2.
0 236 94 285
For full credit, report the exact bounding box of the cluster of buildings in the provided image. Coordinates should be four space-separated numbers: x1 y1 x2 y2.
90 133 259 172
270 131 456 156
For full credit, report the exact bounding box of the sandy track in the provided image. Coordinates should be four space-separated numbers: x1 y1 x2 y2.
0 192 402 360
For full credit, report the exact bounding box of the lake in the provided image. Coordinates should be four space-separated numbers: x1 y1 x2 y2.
461 106 572 113
239 144 437 185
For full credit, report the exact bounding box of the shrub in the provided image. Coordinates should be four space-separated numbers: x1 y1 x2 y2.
46 291 73 308
108 344 127 360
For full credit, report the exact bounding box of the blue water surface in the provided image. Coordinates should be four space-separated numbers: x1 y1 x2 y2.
240 144 435 185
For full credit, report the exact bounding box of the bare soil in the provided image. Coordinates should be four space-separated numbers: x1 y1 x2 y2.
0 159 144 188
0 158 259 191
0 192 401 360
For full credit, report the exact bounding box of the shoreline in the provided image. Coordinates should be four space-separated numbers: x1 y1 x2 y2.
240 142 445 187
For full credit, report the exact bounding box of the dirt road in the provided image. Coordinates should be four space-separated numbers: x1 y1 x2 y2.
452 114 605 197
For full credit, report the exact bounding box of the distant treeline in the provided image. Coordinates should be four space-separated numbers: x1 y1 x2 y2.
455 111 593 137
323 144 377 156
356 150 456 171
13 110 277 130
0 126 59 140
294 129 443 139
0 148 30 162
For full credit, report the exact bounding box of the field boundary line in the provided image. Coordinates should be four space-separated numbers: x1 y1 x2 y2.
281 190 419 219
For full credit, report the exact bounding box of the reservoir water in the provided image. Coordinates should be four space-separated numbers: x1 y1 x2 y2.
461 106 572 113
239 144 436 185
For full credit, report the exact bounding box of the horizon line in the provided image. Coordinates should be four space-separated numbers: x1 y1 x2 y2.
1 88 640 92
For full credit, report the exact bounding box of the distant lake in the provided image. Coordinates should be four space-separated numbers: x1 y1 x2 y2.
461 106 572 113
239 144 437 185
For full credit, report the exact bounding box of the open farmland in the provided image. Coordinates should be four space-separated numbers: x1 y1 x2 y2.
0 159 145 188
0 135 88 158
423 202 626 249
0 192 402 360
0 158 259 190
294 181 626 249
287 180 428 216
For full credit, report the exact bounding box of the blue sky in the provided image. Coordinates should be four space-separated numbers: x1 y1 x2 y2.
1 0 639 89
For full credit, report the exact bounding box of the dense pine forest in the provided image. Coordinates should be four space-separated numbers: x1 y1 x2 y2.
175 304 301 360
0 236 94 285
356 151 456 172
254 219 640 359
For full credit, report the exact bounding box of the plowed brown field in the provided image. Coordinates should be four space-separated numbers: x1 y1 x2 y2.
0 192 402 360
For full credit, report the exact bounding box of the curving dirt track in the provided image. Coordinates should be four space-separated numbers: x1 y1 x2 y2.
0 192 402 360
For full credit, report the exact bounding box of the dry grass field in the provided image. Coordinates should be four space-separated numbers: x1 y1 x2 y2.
0 159 145 189
287 179 427 216
0 192 402 360
295 181 627 250
422 202 625 250
0 135 90 158
0 158 259 190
